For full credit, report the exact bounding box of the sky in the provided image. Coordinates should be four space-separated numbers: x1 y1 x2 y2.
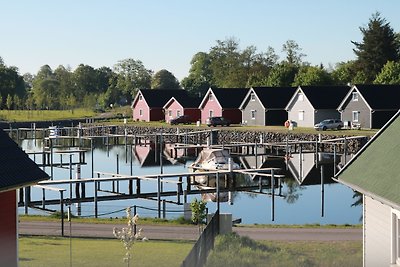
1 1 400 81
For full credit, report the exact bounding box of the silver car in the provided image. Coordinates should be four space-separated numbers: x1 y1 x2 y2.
314 119 343 131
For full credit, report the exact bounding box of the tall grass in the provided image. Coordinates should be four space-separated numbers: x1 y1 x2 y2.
205 233 362 267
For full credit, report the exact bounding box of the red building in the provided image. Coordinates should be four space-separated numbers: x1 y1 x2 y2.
131 89 190 122
199 87 249 124
163 95 201 123
0 129 49 267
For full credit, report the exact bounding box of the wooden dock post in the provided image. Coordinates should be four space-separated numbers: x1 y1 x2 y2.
271 169 275 221
94 174 98 218
24 186 30 214
321 164 325 217
157 175 161 218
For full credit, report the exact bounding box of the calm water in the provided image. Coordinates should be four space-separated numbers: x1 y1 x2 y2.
19 138 362 225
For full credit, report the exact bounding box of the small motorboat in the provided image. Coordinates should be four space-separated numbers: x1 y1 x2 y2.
190 148 240 172
189 148 240 202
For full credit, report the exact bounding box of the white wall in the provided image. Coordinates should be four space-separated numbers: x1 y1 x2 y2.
364 196 391 267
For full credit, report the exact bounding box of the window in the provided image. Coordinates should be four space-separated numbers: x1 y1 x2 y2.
298 110 304 121
298 93 304 102
352 111 359 122
177 110 181 117
168 110 172 117
139 109 143 116
352 92 359 101
392 210 400 265
139 95 143 101
209 110 213 117
208 94 213 101
251 110 256 119
250 93 256 101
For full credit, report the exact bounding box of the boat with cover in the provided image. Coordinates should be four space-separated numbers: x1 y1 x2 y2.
189 148 240 202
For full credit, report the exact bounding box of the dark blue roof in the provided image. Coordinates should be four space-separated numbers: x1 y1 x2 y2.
300 86 350 109
172 94 202 108
354 84 400 109
252 87 296 109
212 88 249 108
139 89 189 108
0 129 49 192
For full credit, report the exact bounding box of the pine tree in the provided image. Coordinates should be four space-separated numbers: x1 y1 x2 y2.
352 12 400 83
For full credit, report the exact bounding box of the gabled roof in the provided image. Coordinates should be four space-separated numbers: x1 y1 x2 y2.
338 84 400 111
335 110 400 208
132 89 188 109
199 87 249 109
286 86 350 110
240 87 296 110
163 94 202 109
0 129 49 193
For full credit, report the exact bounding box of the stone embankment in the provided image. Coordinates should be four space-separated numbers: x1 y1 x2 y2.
85 125 369 154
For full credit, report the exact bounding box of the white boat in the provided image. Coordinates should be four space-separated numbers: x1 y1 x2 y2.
190 148 240 172
189 148 240 202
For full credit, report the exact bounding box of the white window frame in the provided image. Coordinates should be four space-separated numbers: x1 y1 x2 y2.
352 111 359 122
251 110 256 119
298 93 304 102
177 110 181 117
352 92 359 101
298 110 304 121
209 110 213 118
208 94 213 101
139 95 143 101
250 93 256 101
391 209 400 265
168 110 172 117
139 109 143 116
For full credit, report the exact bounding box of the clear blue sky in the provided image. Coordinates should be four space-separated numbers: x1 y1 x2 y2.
1 0 399 80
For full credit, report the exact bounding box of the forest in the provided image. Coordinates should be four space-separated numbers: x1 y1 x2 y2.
0 13 399 111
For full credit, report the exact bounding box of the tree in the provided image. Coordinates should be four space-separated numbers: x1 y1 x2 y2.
113 58 153 103
73 64 98 97
151 69 181 90
374 61 400 84
209 37 246 87
331 61 357 85
264 62 298 87
6 94 12 110
181 52 213 97
293 65 333 86
0 65 26 107
282 40 306 66
54 65 76 109
190 198 207 235
352 12 400 83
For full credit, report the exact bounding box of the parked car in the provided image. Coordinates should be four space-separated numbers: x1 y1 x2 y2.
314 119 344 131
206 116 231 127
170 115 191 125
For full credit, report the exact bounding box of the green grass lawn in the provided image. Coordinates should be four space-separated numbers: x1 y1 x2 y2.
0 109 96 122
205 233 362 267
19 236 193 267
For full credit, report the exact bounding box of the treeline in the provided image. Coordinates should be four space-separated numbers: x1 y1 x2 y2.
0 12 399 111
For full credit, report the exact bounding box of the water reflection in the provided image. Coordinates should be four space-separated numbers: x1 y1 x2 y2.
19 138 361 225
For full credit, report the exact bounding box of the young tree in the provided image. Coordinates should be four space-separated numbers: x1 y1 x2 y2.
113 207 145 267
190 198 207 235
352 12 400 83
